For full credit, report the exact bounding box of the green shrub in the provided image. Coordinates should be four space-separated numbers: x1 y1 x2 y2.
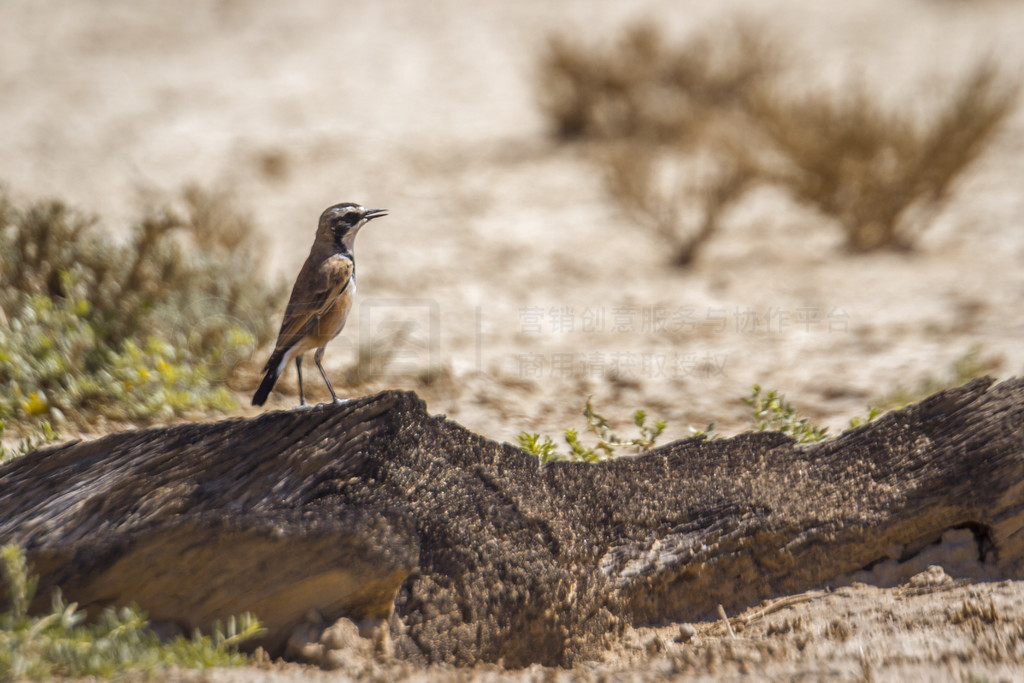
745 385 828 443
517 397 666 464
0 544 264 680
0 187 286 430
686 422 718 441
846 407 884 431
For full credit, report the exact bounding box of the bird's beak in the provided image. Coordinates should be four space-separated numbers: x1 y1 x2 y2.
364 208 388 221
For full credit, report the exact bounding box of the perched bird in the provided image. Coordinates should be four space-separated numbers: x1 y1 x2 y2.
252 203 387 407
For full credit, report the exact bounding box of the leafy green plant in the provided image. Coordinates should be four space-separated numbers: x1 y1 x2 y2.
687 422 718 441
745 385 828 443
0 420 60 464
518 397 666 464
0 544 264 680
516 431 559 463
0 187 287 431
847 407 883 431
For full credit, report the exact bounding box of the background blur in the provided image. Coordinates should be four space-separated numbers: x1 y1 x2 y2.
2 0 1023 444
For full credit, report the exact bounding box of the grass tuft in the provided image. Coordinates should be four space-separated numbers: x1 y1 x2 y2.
518 397 666 464
0 420 60 464
744 385 829 443
0 544 264 680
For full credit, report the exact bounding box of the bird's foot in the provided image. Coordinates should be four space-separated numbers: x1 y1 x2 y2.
292 403 316 411
331 397 352 405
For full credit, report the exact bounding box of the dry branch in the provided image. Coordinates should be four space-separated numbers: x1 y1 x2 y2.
1 377 1023 666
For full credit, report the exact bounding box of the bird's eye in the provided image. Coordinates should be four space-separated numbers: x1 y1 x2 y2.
343 212 360 223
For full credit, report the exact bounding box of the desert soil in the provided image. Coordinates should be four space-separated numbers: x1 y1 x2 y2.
187 570 1024 682
3 0 1024 679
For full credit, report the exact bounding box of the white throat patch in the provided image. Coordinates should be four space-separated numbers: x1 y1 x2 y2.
341 222 364 251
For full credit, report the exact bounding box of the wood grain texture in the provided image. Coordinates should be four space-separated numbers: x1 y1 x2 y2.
1 377 1022 666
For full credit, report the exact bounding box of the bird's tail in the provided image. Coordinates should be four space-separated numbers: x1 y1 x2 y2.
252 350 286 407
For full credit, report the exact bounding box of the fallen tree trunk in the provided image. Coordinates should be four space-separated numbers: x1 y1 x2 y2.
1 376 1022 667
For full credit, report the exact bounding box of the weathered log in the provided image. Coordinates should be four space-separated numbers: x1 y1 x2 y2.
0 377 1022 667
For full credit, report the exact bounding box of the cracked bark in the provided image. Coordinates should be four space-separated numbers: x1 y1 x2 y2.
1 376 1022 666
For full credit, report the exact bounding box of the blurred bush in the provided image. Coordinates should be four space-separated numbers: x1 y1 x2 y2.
538 22 778 143
538 22 1019 260
0 186 286 429
602 142 759 265
751 63 1018 251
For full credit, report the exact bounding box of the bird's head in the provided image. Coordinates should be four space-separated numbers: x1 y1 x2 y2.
318 202 388 252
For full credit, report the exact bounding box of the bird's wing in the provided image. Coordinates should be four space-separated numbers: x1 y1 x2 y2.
271 254 353 356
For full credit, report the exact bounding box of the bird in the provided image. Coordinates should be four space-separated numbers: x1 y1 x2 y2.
252 202 387 407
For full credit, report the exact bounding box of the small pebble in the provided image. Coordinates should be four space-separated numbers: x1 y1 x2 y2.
677 624 696 643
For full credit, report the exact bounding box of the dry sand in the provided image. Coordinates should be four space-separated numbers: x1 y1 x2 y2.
3 0 1024 679
181 568 1024 682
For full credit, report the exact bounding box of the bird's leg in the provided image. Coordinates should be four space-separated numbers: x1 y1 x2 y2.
295 356 306 406
314 346 343 403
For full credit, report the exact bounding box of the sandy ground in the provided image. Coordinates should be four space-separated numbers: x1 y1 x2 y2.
175 570 1024 682
4 0 1024 679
